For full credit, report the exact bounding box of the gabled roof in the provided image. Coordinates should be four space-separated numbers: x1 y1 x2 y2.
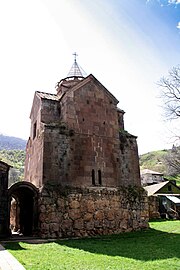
144 181 168 196
30 73 120 119
144 181 180 196
141 169 163 175
30 91 59 118
68 74 119 105
36 91 59 101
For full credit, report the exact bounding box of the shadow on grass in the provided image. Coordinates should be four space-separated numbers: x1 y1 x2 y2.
150 218 180 223
149 218 168 222
56 228 180 261
4 227 180 261
3 242 26 250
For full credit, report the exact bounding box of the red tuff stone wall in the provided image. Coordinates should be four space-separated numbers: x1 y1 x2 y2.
25 94 60 187
42 123 120 187
42 79 140 188
38 186 149 239
60 80 120 136
119 131 141 186
24 131 44 187
41 99 60 124
25 94 43 187
41 125 141 188
25 75 141 189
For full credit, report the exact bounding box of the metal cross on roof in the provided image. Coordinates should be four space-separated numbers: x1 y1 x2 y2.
73 52 78 62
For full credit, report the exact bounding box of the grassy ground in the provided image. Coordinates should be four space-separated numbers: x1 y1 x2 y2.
3 220 180 270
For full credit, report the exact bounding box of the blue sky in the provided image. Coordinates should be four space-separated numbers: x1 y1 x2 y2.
0 0 180 154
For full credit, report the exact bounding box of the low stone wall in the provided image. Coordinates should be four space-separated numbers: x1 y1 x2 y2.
38 185 149 238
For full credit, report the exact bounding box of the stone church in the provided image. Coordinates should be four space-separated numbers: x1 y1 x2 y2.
1 56 149 239
25 57 141 189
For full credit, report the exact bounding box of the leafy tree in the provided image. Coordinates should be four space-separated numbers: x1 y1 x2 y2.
9 168 21 187
0 149 25 183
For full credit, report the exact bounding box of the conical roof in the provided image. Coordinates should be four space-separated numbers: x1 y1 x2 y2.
67 53 86 78
67 61 84 77
56 53 87 95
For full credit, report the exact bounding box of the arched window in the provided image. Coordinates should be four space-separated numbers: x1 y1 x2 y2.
92 169 95 186
98 169 102 185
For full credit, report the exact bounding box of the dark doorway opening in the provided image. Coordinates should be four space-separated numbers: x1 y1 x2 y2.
8 182 38 237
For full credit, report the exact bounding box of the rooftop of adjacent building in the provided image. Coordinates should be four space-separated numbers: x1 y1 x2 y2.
141 169 164 175
144 180 180 196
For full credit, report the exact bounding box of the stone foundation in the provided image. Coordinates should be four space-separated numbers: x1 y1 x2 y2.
38 185 149 238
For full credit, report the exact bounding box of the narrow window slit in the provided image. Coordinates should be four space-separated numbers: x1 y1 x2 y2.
92 169 95 186
98 169 102 185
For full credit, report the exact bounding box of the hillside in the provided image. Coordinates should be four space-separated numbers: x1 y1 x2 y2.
139 149 169 174
139 149 180 186
0 134 26 185
0 149 26 185
0 134 26 150
0 149 25 169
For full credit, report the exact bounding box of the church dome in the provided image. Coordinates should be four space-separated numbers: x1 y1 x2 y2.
56 53 86 96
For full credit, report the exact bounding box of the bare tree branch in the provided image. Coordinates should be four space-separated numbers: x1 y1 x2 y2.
158 66 180 176
158 66 180 120
164 146 180 176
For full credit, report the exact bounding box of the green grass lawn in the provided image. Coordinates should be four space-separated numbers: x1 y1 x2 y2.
3 220 180 270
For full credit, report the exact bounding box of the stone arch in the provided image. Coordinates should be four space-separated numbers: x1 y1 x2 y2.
8 181 39 236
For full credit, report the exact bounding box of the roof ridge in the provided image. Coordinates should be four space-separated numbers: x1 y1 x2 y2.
36 90 57 96
36 91 59 101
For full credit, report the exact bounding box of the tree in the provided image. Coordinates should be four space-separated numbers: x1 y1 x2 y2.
9 168 21 186
158 66 180 120
164 145 180 176
158 66 180 176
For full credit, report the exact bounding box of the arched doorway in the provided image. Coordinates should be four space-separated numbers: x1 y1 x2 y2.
8 181 38 236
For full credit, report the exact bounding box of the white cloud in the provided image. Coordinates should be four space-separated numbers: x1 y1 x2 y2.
168 0 180 4
177 22 180 28
148 0 180 7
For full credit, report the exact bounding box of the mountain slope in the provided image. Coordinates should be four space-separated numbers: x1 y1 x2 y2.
0 134 26 184
0 134 26 150
139 149 180 186
139 149 169 174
